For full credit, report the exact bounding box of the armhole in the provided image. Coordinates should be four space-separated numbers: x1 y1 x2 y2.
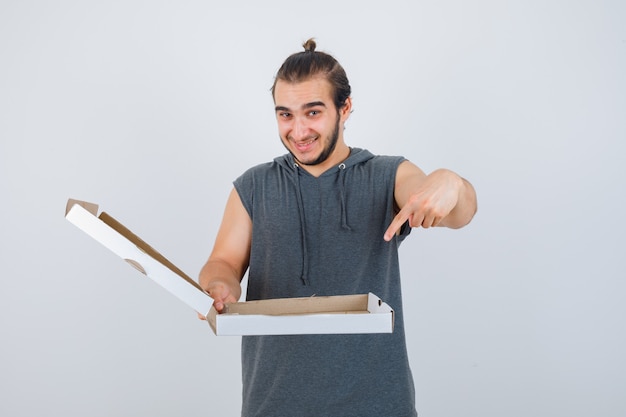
392 157 411 240
233 179 253 220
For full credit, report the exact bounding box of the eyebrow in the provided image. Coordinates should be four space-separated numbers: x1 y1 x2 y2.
275 101 327 112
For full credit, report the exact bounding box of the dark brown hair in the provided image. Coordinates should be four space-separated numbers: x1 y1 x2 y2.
271 38 351 111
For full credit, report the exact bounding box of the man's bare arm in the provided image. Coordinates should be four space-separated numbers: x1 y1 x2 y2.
198 188 252 313
384 161 477 240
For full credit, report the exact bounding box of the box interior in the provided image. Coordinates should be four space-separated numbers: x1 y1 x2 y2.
223 294 370 316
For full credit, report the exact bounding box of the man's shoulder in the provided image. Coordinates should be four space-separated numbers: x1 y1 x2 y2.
346 148 405 168
360 153 407 170
236 155 291 182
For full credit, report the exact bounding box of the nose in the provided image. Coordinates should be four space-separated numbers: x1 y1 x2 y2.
292 117 309 140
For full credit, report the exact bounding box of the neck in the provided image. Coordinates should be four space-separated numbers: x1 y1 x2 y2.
296 143 351 177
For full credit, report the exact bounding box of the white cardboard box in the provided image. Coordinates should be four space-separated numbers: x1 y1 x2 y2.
65 199 394 336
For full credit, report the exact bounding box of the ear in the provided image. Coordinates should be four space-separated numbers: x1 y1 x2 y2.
339 96 352 122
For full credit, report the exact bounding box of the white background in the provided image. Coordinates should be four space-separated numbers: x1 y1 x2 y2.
1 1 624 416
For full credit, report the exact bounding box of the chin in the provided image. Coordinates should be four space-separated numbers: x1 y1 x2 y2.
293 154 317 166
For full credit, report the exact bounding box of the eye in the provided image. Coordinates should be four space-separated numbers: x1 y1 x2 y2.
278 112 292 119
308 110 321 117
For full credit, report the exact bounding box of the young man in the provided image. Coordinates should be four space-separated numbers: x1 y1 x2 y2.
199 39 477 417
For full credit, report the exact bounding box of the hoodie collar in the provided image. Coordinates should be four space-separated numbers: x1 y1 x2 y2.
274 147 375 174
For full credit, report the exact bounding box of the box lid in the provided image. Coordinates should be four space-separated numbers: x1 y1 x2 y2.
65 199 214 316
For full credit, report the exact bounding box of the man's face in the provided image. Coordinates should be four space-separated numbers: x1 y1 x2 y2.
274 77 349 167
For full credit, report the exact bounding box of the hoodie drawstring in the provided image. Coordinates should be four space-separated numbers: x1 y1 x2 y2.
338 163 352 231
293 163 310 286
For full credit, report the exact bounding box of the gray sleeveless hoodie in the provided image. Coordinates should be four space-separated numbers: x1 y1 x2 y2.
233 148 417 417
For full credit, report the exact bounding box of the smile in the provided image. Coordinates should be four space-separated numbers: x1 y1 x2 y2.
293 136 318 149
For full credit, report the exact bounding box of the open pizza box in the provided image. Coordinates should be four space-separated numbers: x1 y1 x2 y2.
65 199 394 336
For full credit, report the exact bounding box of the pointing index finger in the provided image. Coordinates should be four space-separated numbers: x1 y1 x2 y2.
384 209 410 241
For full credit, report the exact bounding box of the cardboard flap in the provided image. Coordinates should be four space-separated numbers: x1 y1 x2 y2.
125 259 147 275
66 198 98 216
367 292 394 331
366 292 393 314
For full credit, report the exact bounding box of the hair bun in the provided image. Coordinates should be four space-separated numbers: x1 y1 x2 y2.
302 38 317 52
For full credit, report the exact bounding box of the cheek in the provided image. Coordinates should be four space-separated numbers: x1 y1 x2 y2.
276 122 291 138
278 128 290 141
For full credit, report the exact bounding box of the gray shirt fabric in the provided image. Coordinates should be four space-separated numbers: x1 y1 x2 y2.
233 148 417 417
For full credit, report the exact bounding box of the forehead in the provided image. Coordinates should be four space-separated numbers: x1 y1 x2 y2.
274 77 335 109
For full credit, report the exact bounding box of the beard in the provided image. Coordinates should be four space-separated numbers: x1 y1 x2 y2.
282 113 340 166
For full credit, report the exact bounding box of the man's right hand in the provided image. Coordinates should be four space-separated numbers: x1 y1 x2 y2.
206 280 240 313
197 283 240 320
